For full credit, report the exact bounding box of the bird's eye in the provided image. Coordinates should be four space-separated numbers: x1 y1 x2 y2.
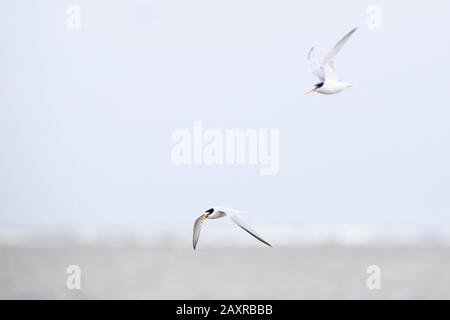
205 208 214 215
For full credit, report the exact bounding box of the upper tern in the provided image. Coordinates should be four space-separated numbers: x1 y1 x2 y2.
307 27 358 95
192 207 272 250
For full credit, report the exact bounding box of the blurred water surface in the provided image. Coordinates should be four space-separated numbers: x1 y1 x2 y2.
1 244 449 299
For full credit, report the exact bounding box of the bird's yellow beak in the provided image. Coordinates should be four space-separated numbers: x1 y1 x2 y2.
202 214 208 221
307 87 317 94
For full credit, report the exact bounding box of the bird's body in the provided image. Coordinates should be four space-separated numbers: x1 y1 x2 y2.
307 28 357 95
192 207 272 250
313 81 352 95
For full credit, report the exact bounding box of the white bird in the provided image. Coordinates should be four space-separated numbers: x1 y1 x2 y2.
307 27 358 95
192 207 272 250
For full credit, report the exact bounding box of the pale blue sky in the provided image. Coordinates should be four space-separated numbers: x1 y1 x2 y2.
1 0 449 235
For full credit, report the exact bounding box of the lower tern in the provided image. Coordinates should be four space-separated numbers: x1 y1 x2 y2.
307 27 358 95
192 207 272 250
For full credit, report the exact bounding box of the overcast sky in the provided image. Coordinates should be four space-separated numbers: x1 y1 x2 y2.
1 0 449 236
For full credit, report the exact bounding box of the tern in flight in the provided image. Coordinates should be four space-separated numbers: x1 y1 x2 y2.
307 27 358 95
192 207 272 250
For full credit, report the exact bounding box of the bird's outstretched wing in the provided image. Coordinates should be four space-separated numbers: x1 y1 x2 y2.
227 212 272 247
193 215 205 250
323 27 357 67
321 27 357 82
308 47 325 81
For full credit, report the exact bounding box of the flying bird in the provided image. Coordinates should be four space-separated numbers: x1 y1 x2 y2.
192 207 272 250
307 27 358 95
